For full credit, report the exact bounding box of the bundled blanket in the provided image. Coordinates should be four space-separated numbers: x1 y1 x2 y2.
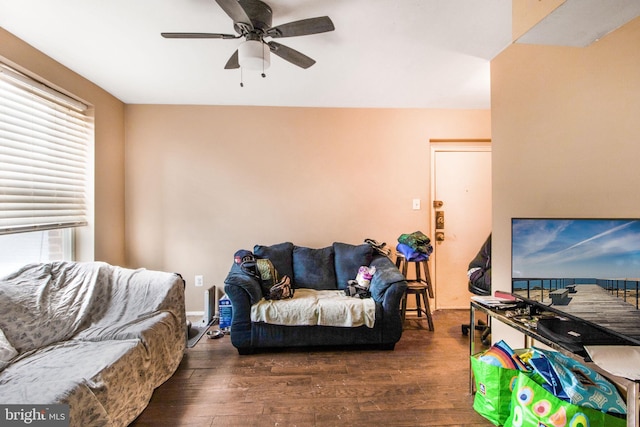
396 231 433 261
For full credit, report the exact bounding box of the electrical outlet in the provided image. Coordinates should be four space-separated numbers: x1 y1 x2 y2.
195 275 204 287
412 198 421 210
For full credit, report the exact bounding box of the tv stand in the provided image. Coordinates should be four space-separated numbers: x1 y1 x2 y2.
470 300 640 426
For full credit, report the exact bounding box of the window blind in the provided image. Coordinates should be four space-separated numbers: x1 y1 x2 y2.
0 63 93 235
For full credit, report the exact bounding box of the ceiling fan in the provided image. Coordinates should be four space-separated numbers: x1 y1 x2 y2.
161 0 335 71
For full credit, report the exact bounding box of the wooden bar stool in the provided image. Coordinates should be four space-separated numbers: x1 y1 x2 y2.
396 254 435 331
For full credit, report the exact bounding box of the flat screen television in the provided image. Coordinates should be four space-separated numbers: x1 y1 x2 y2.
511 218 640 347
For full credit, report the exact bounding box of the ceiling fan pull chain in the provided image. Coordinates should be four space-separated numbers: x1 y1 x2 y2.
240 67 244 88
261 43 266 78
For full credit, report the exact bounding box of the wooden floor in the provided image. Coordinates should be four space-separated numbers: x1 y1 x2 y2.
131 310 493 427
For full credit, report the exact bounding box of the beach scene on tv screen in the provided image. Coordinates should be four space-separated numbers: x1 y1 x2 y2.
512 219 640 303
511 218 640 342
512 218 640 279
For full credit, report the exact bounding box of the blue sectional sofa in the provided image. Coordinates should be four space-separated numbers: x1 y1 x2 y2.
224 242 407 354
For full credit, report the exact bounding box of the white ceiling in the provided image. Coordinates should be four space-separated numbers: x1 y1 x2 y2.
516 0 640 47
0 0 515 108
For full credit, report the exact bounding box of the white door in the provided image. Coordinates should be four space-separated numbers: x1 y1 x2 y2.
431 144 491 309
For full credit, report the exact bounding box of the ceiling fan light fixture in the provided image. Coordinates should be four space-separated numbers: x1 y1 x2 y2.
238 40 270 70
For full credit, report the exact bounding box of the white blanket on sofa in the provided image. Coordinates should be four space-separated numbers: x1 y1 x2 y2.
250 289 376 328
0 261 186 427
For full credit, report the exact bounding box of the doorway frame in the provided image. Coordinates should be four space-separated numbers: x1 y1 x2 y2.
429 139 491 309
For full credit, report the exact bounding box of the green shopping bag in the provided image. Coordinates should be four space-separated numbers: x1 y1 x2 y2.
504 372 626 427
471 351 521 426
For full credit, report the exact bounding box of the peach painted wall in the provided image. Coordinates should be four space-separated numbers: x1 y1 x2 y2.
491 15 640 342
0 28 126 265
125 106 491 311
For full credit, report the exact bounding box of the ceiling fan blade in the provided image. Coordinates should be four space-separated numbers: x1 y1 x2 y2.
267 16 334 38
224 50 240 69
268 41 316 69
215 0 253 27
161 32 238 39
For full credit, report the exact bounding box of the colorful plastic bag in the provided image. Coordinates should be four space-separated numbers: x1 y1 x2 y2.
505 372 626 427
471 351 522 425
531 348 626 415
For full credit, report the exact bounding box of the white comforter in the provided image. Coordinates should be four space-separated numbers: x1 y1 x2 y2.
251 289 376 328
0 261 186 427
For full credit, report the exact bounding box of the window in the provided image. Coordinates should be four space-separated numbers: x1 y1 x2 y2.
0 229 73 276
0 62 93 274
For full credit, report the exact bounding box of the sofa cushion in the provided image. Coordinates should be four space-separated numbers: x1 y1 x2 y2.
333 242 373 290
293 246 337 290
254 242 294 280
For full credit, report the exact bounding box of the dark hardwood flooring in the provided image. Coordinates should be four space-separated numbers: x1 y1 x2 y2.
131 310 493 426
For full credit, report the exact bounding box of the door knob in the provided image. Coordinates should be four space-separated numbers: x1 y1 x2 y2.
435 232 445 241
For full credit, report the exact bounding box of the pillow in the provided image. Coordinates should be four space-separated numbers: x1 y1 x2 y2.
0 328 18 371
293 246 337 290
254 242 294 280
333 242 373 290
